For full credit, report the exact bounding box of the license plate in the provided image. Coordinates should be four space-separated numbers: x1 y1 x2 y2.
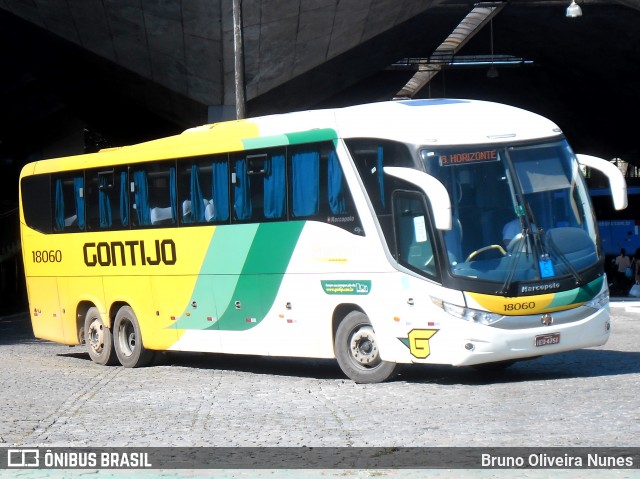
535 333 560 347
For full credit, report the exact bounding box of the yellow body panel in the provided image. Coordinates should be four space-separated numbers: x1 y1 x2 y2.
21 224 215 348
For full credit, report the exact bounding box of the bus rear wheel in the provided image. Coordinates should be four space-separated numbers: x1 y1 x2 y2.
85 307 118 366
334 311 400 384
113 306 154 368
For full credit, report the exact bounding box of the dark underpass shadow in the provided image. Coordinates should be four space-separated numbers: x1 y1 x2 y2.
0 312 37 345
56 346 640 384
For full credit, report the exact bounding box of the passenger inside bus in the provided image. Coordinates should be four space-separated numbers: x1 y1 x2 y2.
502 218 521 246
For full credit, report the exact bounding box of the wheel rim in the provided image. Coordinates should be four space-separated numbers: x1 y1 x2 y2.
348 325 381 369
117 319 136 358
88 319 105 354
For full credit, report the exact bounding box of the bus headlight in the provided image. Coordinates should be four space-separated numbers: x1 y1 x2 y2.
584 290 609 310
433 298 502 325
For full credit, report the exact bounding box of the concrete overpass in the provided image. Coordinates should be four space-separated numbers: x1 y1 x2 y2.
1 0 640 162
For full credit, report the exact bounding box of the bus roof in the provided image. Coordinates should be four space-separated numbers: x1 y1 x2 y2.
23 98 563 175
253 98 563 146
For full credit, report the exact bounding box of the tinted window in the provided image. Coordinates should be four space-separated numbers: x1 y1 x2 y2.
178 154 229 225
85 169 130 230
21 175 52 233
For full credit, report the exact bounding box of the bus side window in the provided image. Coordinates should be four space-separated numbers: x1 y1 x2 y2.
262 151 286 220
179 154 229 225
52 174 85 232
21 174 53 234
132 162 177 227
290 148 320 218
232 155 252 221
115 170 129 227
345 139 416 216
393 191 437 277
86 170 127 230
288 142 363 234
289 144 347 218
179 163 208 224
211 156 230 222
231 148 286 223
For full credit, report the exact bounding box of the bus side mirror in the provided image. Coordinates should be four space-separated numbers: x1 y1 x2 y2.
384 167 452 230
576 154 627 210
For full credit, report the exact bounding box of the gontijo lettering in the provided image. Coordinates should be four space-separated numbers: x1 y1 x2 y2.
83 240 176 266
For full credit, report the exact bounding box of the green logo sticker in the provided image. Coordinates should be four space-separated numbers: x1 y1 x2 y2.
321 280 371 295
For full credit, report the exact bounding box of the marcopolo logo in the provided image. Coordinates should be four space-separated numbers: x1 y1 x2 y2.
520 282 561 294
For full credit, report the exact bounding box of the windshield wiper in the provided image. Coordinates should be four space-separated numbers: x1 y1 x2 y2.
544 233 583 285
523 202 547 257
497 206 547 295
497 243 521 295
497 225 531 295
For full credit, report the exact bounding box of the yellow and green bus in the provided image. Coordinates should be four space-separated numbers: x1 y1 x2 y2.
18 99 626 383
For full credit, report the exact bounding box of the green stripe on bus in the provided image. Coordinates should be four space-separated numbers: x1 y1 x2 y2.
241 129 337 151
285 129 337 144
548 276 604 308
174 222 304 331
172 224 258 330
215 221 305 331
241 134 289 150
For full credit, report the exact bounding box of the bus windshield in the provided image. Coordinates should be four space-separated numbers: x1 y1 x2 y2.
420 140 599 289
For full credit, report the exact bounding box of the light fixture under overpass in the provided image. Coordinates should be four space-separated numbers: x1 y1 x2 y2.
566 0 582 17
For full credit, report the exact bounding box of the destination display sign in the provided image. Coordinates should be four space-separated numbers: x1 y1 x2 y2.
439 149 498 166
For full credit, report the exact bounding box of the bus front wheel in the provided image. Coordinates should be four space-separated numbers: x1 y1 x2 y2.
113 306 154 368
85 307 118 366
334 311 400 384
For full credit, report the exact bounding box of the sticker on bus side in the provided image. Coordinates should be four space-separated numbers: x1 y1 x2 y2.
321 280 371 295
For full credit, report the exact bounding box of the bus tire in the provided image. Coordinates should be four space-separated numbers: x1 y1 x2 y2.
84 307 118 366
334 311 400 384
113 306 154 368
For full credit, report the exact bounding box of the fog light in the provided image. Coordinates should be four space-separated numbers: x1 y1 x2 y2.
465 342 475 351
